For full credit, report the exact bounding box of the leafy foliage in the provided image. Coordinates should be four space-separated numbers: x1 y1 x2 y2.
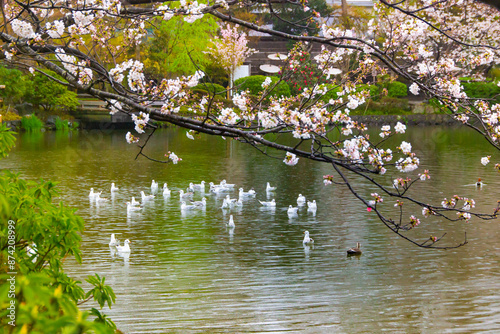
0 67 30 106
23 71 79 112
191 83 227 97
20 114 43 131
234 75 291 97
385 81 408 98
0 128 117 333
461 81 500 103
284 48 323 95
144 16 218 79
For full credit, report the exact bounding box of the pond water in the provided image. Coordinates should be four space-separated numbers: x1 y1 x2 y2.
2 125 500 333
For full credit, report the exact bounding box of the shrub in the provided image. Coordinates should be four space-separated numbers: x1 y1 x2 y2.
358 97 411 115
55 116 70 130
2 111 22 121
234 75 291 97
191 83 227 97
386 81 408 98
461 81 500 103
357 84 381 100
21 114 43 131
317 84 342 102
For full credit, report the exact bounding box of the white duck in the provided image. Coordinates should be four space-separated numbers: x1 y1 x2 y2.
307 200 317 211
227 215 235 229
89 188 96 199
266 182 276 192
151 180 159 194
111 183 119 192
180 201 197 211
221 198 229 209
186 131 195 140
192 197 207 207
220 179 235 188
239 188 256 198
259 199 276 207
303 231 314 245
225 194 237 204
127 202 141 213
116 239 131 253
130 197 140 206
109 234 119 247
192 181 205 191
179 189 193 200
287 205 299 216
163 183 171 197
297 194 306 205
95 193 108 203
141 191 155 201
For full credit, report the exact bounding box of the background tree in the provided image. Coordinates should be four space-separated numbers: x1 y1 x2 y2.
206 24 256 92
144 16 218 80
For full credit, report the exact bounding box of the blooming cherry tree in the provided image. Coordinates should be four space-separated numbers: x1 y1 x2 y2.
206 24 256 91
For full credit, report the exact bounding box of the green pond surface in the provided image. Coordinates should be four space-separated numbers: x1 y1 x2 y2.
2 125 499 333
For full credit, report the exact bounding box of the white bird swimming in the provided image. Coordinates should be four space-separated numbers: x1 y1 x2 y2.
130 197 140 206
109 233 119 247
227 215 235 229
116 239 131 253
95 193 108 203
303 231 314 245
259 199 276 207
191 197 207 207
186 183 195 193
297 194 306 205
163 183 171 197
151 180 159 194
127 202 141 213
239 187 256 198
180 201 197 210
287 205 299 215
221 198 230 209
220 179 235 188
179 189 193 200
307 200 317 210
225 194 237 204
266 182 276 192
192 181 205 191
186 131 195 140
89 188 96 198
141 191 155 201
111 183 119 192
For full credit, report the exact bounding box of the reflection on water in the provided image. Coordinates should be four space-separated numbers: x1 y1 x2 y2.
2 126 500 333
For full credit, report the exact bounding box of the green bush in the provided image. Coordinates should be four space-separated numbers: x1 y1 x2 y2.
357 84 381 100
462 81 500 103
24 70 79 112
2 111 22 121
0 66 30 106
234 75 291 97
386 81 408 98
21 114 44 131
317 84 342 102
191 83 227 97
55 116 70 130
356 97 410 115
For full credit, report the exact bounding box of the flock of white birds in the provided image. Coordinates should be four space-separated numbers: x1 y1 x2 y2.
89 179 322 256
